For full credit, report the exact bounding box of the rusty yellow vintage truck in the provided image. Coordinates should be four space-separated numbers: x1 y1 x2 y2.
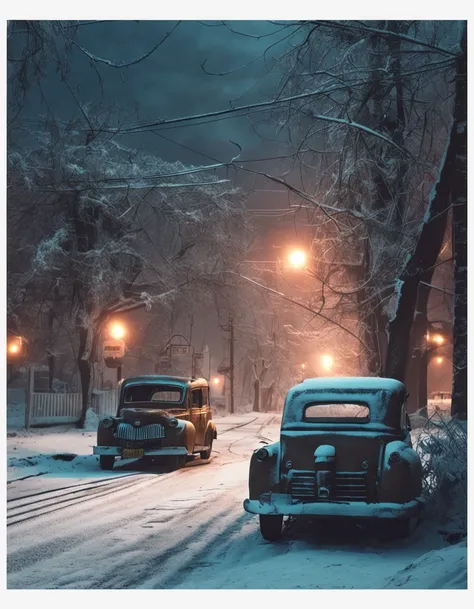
93 375 217 470
244 377 423 541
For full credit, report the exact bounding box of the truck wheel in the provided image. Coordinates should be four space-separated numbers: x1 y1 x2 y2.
259 515 283 541
167 456 186 471
200 439 213 460
376 518 410 541
99 456 115 470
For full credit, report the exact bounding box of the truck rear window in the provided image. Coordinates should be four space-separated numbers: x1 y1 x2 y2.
304 403 370 422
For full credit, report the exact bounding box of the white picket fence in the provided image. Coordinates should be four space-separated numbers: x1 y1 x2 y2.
28 390 117 426
92 390 118 417
30 392 83 426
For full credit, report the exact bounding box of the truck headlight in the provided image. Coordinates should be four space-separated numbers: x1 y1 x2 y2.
168 417 179 428
102 417 114 429
388 451 401 464
256 447 269 461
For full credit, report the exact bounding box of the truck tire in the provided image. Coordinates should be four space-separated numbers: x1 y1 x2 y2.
99 455 115 470
259 514 283 541
376 518 411 541
200 439 213 460
167 455 186 471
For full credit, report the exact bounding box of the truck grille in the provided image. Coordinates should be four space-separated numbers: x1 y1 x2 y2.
333 472 368 501
115 422 165 442
290 473 316 498
290 471 368 502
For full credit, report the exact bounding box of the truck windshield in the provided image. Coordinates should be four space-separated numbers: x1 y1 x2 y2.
123 384 184 406
304 403 370 422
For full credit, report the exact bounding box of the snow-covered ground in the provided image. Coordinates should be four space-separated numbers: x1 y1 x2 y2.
6 409 468 590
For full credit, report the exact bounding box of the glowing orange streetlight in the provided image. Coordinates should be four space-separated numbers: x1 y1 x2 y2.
435 356 444 365
8 342 20 355
288 249 306 269
433 334 445 345
321 354 334 371
109 321 126 340
212 377 220 385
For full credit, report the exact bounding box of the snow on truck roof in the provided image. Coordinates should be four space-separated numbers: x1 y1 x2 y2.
296 376 406 393
120 375 209 389
283 377 408 429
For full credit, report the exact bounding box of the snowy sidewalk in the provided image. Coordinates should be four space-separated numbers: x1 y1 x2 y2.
6 411 265 483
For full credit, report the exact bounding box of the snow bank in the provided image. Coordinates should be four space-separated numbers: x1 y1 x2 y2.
7 426 100 482
7 389 26 431
84 407 100 431
384 541 467 589
416 417 467 536
6 413 265 483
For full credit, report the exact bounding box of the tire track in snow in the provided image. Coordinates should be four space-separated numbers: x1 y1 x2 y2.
8 476 153 527
7 472 140 504
87 488 251 589
7 414 276 588
7 473 180 576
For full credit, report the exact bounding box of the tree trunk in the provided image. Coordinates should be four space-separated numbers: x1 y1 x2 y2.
450 23 467 420
418 349 428 418
47 353 55 392
77 325 92 428
406 282 431 414
253 378 260 413
385 28 465 381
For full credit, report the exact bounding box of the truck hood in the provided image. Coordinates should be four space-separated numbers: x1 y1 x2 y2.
120 408 173 425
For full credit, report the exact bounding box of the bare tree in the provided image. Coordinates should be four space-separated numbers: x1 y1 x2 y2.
8 114 246 426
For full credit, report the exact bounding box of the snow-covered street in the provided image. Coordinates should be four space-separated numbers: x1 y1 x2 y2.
7 413 466 589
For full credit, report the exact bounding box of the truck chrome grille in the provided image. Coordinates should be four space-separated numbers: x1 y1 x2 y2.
333 472 367 501
290 471 368 502
290 473 315 498
115 422 165 442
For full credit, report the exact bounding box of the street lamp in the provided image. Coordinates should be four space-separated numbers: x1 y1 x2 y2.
321 354 334 372
426 332 446 346
288 249 306 269
212 377 220 385
8 342 20 355
109 321 126 340
435 356 444 365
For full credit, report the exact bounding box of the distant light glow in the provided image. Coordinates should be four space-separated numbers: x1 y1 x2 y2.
321 354 334 371
433 334 445 345
301 363 305 369
212 377 220 385
8 343 20 354
288 249 306 269
109 322 126 340
436 356 443 365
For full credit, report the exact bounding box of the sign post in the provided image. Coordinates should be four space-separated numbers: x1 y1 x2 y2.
103 339 125 383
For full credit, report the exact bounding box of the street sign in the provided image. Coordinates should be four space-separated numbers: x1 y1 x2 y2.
171 344 190 356
105 357 121 369
104 339 125 359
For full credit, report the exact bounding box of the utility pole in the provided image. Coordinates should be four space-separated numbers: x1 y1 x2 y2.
229 315 235 415
219 317 235 414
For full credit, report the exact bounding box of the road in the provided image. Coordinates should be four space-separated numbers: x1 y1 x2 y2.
7 413 450 589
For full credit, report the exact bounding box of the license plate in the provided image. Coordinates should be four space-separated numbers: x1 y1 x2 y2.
122 448 144 459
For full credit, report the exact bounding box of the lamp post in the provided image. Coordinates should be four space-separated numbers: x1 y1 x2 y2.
105 320 127 383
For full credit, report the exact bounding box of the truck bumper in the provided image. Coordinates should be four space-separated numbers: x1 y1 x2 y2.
243 494 423 519
93 446 188 457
